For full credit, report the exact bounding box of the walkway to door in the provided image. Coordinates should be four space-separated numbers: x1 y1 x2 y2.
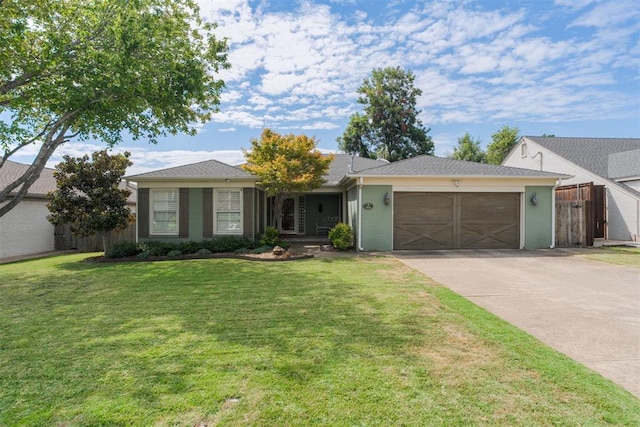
394 249 640 397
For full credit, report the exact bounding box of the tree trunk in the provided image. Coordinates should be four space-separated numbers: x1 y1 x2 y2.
102 233 108 254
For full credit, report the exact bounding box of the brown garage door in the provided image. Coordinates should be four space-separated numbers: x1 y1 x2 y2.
394 192 520 250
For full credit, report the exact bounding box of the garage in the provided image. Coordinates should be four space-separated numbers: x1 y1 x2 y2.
393 192 520 250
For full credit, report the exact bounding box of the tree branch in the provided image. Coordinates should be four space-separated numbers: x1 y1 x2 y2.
0 111 77 217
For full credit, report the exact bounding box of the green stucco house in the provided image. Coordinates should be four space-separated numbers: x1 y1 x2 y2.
126 154 569 251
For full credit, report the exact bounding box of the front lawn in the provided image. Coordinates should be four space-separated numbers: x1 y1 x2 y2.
581 246 640 267
1 254 638 425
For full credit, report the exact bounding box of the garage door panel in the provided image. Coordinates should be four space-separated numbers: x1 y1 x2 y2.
394 193 454 249
394 224 454 249
393 192 520 250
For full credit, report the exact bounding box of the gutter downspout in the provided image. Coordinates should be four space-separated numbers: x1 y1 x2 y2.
357 177 364 251
550 180 558 248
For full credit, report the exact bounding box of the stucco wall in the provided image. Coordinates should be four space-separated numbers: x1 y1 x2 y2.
360 185 393 251
504 140 640 241
524 186 553 249
0 199 55 258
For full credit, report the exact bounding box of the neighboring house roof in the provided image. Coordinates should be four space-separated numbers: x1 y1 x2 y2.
1 160 136 203
522 136 640 197
351 155 570 178
0 160 57 197
126 159 254 180
607 148 640 180
524 137 640 178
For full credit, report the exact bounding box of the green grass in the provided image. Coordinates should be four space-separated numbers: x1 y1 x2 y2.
1 254 638 425
581 246 640 267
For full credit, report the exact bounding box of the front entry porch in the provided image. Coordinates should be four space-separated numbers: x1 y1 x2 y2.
268 193 343 237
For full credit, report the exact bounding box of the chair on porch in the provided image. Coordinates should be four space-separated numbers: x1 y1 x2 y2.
316 216 340 236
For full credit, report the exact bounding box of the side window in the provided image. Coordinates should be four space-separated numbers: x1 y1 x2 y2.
151 189 178 234
521 143 528 158
215 189 242 234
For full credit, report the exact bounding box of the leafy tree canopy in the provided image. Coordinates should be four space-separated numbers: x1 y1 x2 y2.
450 132 486 163
486 125 520 165
0 0 229 217
242 129 333 228
338 66 434 162
47 150 134 253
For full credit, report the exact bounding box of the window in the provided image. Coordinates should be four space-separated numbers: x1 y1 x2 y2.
215 189 242 234
151 190 178 234
521 143 528 157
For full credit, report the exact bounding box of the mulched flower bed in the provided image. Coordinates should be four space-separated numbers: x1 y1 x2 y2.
85 250 314 263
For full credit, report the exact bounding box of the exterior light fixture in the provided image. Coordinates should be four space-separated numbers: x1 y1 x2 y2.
530 192 538 206
383 192 390 205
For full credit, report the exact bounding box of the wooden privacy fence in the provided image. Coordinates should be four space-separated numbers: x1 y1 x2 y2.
556 200 592 247
555 182 605 247
54 223 136 252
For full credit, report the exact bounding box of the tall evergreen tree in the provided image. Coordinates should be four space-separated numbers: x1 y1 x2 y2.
338 67 434 162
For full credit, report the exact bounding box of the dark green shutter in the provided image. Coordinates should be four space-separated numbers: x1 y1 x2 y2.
203 188 213 238
179 188 189 238
138 188 149 238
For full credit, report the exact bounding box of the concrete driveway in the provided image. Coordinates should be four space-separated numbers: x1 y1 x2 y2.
394 249 640 397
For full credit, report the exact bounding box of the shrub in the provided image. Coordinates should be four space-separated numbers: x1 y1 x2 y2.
106 241 140 258
252 245 272 254
259 227 280 247
328 223 353 250
177 240 201 254
167 250 182 257
196 248 212 256
203 236 255 253
142 241 177 256
137 251 150 259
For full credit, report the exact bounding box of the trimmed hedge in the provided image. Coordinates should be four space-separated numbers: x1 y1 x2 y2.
106 236 261 259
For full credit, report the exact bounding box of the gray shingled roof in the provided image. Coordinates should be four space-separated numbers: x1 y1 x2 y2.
0 160 57 197
126 159 253 180
325 154 388 185
1 160 136 202
354 155 569 178
525 137 640 178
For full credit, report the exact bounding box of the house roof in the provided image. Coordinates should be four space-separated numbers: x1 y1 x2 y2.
352 155 570 178
0 160 57 197
523 137 640 178
1 160 136 202
126 159 254 180
325 154 389 185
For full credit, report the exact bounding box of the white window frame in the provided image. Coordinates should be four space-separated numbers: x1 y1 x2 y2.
214 189 243 235
150 189 179 235
521 143 528 158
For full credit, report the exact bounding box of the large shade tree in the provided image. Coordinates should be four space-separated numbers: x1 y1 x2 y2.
242 129 333 230
0 0 229 217
338 66 434 162
47 150 134 253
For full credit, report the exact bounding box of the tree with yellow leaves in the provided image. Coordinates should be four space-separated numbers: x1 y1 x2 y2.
243 129 333 230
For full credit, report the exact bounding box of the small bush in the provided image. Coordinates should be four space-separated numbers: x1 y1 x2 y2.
167 250 182 257
106 241 140 258
259 227 280 247
177 241 201 254
203 236 255 253
197 248 212 256
252 245 272 254
329 223 353 251
143 241 177 256
137 251 150 259
235 247 249 254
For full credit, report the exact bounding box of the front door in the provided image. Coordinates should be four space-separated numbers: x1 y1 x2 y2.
279 197 297 234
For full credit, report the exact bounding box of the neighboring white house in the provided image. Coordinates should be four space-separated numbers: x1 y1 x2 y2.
0 161 57 259
503 137 640 242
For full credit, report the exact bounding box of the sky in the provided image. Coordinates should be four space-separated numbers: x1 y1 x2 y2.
11 0 640 175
